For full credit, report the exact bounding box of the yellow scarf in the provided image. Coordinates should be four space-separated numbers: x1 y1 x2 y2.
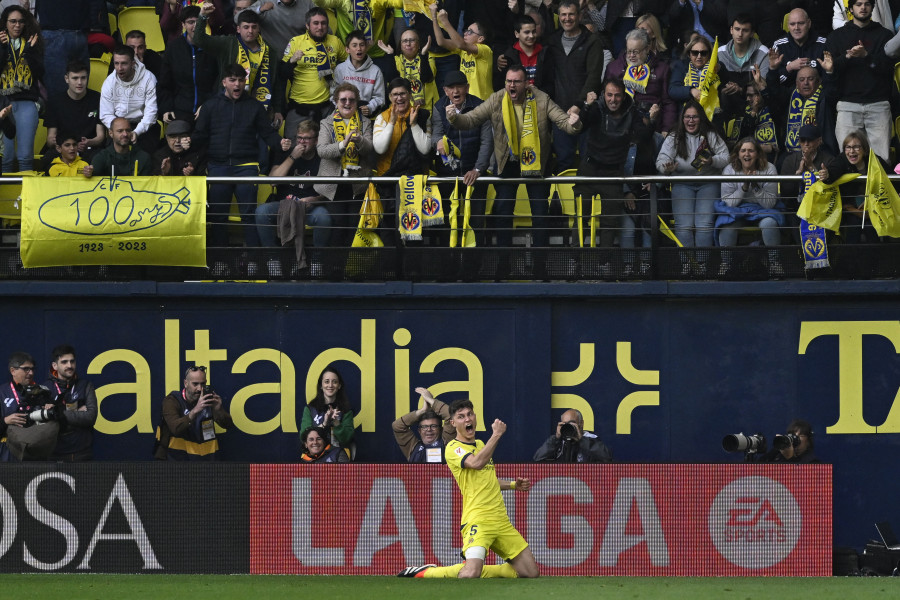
236 36 272 108
683 62 709 88
332 110 361 174
501 88 541 176
396 55 425 104
785 87 820 153
375 105 409 175
0 38 32 95
623 63 650 97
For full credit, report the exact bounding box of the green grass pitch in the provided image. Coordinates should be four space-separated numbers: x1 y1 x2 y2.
0 575 893 600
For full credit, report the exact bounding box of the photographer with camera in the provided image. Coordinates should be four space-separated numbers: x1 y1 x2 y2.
1 352 62 461
154 365 233 461
759 419 820 464
533 409 613 463
43 345 98 462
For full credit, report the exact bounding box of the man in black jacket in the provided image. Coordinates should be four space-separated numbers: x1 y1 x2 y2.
533 408 613 463
158 5 219 124
192 64 290 247
542 0 606 173
44 345 98 462
573 78 655 248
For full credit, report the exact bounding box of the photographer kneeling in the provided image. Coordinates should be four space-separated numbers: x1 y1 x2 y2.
759 419 820 464
1 352 63 461
533 409 613 463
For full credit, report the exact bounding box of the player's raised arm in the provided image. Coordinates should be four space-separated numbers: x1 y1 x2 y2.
462 418 505 470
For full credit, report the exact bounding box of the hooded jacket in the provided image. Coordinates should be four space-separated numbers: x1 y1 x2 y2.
334 56 385 116
99 60 158 136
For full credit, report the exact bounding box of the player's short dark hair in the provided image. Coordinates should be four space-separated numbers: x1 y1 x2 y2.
9 351 34 370
449 399 474 416
125 30 146 42
345 29 367 46
112 45 135 61
51 345 76 362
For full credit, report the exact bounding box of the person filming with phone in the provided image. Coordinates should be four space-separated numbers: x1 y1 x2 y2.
154 365 233 461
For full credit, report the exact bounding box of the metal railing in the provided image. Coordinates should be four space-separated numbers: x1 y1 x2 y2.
0 173 896 282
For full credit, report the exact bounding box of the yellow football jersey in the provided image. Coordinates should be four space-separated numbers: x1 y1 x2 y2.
445 438 509 527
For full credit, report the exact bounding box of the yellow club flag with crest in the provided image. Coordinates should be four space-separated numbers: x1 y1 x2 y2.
797 173 858 232
20 176 206 268
864 148 900 237
698 37 720 121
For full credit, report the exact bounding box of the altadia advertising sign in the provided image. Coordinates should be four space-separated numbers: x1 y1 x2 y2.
250 464 831 576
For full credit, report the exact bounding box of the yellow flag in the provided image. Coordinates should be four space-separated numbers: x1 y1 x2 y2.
21 176 206 268
699 38 720 122
657 215 683 247
797 173 858 232
864 148 900 237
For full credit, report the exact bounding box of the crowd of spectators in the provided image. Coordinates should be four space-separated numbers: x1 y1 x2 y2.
4 0 900 264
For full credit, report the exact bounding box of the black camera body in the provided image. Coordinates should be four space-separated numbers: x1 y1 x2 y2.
773 433 801 450
203 385 215 396
17 384 59 427
559 422 579 441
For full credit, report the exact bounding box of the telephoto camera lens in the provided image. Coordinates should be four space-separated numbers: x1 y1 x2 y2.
722 433 765 453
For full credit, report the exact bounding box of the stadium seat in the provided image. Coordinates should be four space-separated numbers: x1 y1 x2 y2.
108 11 118 38
89 57 110 93
117 7 165 53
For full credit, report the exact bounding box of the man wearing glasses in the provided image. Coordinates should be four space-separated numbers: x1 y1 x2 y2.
1 352 58 461
392 387 455 462
154 365 233 461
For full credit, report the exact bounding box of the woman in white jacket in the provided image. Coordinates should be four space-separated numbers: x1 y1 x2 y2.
656 100 728 252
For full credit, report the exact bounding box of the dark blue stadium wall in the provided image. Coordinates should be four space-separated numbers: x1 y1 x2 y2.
2 279 899 550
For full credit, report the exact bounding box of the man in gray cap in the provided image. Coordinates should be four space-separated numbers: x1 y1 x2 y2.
430 69 492 246
152 120 208 176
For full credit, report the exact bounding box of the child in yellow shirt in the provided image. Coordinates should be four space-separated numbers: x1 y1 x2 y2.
48 133 93 177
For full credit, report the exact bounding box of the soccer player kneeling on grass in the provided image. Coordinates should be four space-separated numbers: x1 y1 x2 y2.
398 397 539 579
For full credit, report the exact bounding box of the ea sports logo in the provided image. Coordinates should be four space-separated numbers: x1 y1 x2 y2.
708 476 801 569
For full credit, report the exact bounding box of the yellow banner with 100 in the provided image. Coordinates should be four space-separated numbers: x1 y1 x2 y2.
21 176 207 268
